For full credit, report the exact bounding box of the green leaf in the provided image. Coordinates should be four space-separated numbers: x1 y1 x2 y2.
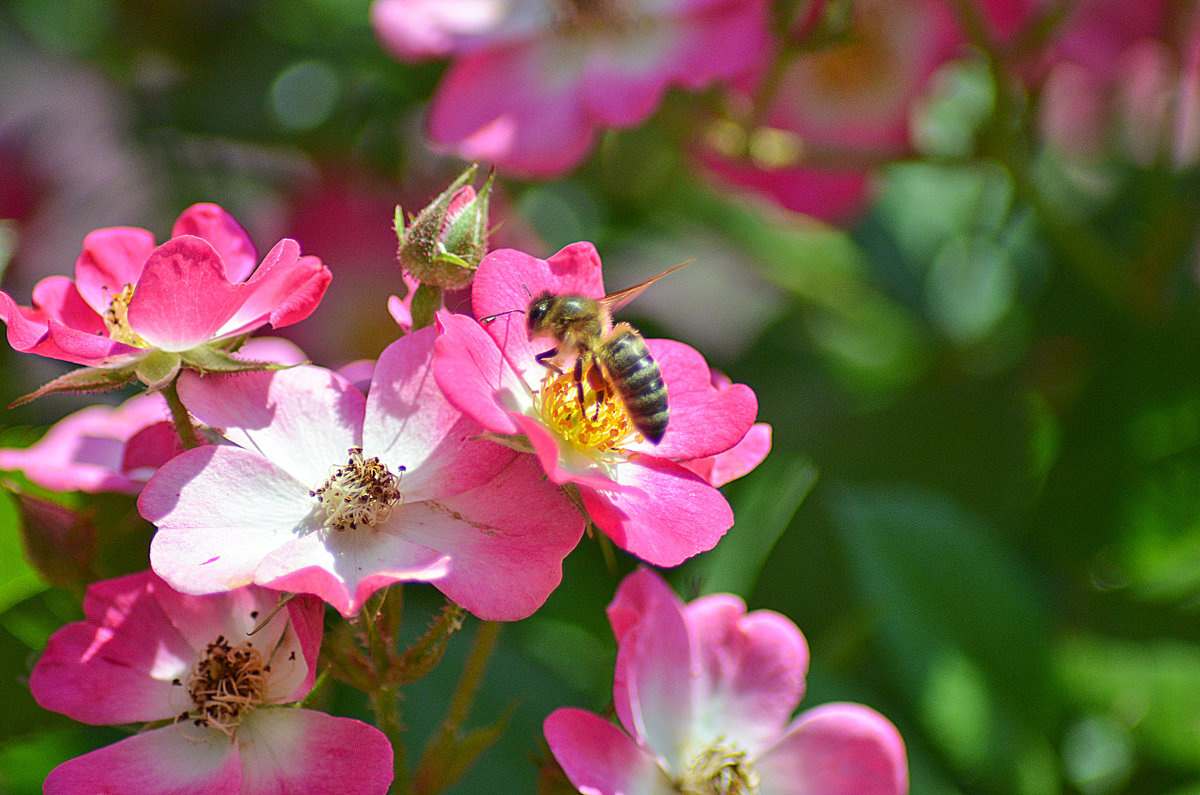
827 483 1058 788
0 487 49 613
687 453 817 597
1057 634 1200 771
180 347 295 374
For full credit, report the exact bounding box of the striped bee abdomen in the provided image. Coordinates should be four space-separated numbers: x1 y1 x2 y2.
599 326 669 444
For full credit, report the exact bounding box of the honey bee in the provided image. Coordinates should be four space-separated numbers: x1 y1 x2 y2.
523 262 690 445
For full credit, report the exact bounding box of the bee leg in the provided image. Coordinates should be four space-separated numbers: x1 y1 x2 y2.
573 357 588 415
535 348 563 373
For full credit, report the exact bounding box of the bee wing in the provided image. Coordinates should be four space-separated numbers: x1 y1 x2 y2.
599 260 693 315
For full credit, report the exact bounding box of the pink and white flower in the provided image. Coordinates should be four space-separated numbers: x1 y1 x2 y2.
371 0 771 177
701 0 962 222
0 203 330 370
544 568 909 795
31 570 393 795
140 326 583 620
432 243 759 567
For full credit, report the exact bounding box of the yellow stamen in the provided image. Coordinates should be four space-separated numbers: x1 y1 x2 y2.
310 447 405 532
103 284 151 347
679 738 760 795
182 635 267 738
536 366 640 456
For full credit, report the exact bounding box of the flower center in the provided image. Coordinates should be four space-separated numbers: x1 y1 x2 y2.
536 364 640 455
552 0 635 33
103 283 150 347
810 12 888 95
310 447 404 532
678 739 760 795
181 635 267 737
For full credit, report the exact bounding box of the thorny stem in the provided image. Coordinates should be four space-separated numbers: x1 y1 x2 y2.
161 377 204 449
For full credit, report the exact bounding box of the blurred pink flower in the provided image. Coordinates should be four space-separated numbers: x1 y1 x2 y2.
371 0 771 177
545 568 909 795
0 393 170 495
1035 3 1194 166
140 327 583 620
31 570 393 795
432 243 758 566
0 203 330 370
702 0 961 223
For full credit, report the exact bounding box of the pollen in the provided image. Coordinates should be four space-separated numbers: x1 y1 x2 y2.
535 365 639 455
310 447 404 532
679 738 760 795
182 635 267 738
103 283 150 347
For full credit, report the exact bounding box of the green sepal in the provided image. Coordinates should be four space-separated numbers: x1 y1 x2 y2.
8 365 137 407
179 346 298 375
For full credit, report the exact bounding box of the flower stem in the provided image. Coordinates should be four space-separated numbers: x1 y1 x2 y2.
161 377 204 449
369 685 411 795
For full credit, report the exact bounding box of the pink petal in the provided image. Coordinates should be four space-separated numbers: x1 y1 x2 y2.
31 275 108 333
682 422 772 487
580 457 732 566
370 0 538 61
143 446 317 595
235 335 310 365
30 571 193 724
171 203 259 283
72 226 157 314
1 278 116 365
122 420 187 477
755 704 908 795
177 365 364 489
44 317 148 367
218 241 331 336
544 709 676 795
236 709 394 795
366 327 515 502
611 574 696 771
509 410 635 491
606 566 686 647
398 454 583 620
44 723 242 795
684 594 809 753
283 594 327 699
128 236 242 350
252 523 452 618
428 43 597 176
629 339 758 460
433 311 529 436
0 393 168 494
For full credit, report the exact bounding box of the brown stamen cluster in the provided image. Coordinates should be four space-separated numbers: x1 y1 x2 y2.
311 447 404 532
180 635 268 737
552 0 635 33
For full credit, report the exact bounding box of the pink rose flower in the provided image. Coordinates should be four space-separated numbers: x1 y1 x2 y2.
31 570 393 795
702 0 962 223
371 0 771 177
544 568 909 795
0 393 171 494
0 203 330 370
140 326 583 620
432 242 759 566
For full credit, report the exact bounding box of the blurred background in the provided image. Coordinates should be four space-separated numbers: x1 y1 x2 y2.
3 0 1200 792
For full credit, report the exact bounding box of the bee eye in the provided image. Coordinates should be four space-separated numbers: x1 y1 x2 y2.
527 298 551 329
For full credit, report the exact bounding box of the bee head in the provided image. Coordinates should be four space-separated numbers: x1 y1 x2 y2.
526 292 556 337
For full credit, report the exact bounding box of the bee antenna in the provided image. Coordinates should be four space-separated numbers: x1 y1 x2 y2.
479 308 526 324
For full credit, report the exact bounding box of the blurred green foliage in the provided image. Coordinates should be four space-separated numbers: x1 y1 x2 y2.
4 1 1200 794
